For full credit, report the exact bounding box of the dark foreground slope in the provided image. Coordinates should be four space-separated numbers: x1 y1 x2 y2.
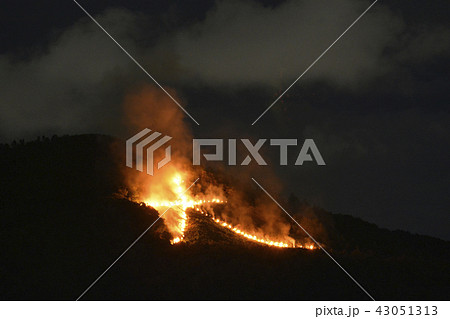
0 135 448 300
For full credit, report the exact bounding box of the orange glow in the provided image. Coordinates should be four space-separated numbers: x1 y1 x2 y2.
189 206 317 249
143 172 213 244
141 171 317 250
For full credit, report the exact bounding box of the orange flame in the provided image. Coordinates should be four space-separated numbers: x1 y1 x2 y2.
140 172 316 250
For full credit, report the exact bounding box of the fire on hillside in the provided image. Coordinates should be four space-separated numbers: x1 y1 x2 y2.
140 171 316 250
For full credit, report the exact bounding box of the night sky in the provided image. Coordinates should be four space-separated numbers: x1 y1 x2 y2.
0 0 449 240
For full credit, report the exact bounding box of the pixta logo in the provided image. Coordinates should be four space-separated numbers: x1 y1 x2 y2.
126 129 325 176
126 128 172 176
193 139 325 166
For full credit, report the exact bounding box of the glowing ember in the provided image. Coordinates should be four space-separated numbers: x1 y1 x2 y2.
143 173 203 244
194 206 291 248
142 172 316 250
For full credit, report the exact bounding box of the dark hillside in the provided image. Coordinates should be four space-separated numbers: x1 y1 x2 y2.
0 135 448 300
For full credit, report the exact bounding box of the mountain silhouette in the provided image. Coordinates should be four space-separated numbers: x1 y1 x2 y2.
0 134 448 300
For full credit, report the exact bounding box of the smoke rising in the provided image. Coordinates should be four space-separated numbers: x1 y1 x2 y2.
119 85 317 245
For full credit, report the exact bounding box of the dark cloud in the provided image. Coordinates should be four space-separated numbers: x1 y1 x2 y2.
1 0 448 141
0 8 141 140
168 0 449 90
171 0 402 87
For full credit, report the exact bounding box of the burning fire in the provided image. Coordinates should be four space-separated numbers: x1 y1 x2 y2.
194 207 290 247
143 173 196 244
141 171 316 250
124 86 317 250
